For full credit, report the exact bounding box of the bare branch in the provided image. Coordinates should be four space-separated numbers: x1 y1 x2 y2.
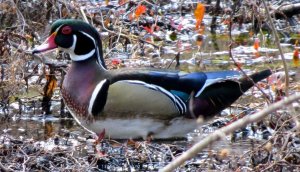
262 0 289 96
160 93 300 172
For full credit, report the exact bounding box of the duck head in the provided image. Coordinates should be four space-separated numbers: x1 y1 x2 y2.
32 19 106 69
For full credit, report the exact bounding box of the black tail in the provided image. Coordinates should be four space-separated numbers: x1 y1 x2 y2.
240 69 272 92
188 69 272 119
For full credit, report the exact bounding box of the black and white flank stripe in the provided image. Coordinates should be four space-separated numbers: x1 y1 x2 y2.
124 80 187 115
88 79 110 116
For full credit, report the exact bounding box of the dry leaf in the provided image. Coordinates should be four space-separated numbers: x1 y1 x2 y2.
293 49 300 67
293 41 300 67
194 3 205 30
45 75 57 97
253 38 260 50
135 4 146 19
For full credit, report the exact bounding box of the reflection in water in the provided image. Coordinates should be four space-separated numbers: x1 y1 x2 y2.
0 115 85 141
44 121 54 139
0 113 262 150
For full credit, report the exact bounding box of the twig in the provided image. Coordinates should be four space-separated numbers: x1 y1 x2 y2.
8 39 68 67
233 114 300 165
165 144 175 160
261 0 289 95
18 147 30 172
0 161 13 172
9 0 26 33
98 6 161 50
80 7 89 23
166 53 179 69
160 93 300 172
228 1 271 103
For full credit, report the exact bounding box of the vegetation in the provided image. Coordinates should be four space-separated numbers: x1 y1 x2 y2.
1 0 300 171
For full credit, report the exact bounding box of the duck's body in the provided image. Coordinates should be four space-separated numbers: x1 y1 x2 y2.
32 19 272 139
63 61 193 138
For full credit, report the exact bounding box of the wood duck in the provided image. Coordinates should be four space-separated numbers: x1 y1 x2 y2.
32 19 271 139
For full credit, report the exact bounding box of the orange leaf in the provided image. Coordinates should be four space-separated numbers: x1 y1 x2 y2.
45 75 57 97
253 38 260 50
198 24 205 34
104 18 110 28
195 20 201 31
293 49 300 67
135 5 146 19
195 34 204 46
194 3 205 30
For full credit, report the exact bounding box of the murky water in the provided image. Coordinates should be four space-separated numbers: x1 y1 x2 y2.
0 112 262 154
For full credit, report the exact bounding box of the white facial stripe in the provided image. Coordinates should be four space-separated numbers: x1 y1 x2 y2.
80 31 106 69
88 79 108 115
63 35 95 61
55 25 63 33
80 31 95 40
70 34 76 52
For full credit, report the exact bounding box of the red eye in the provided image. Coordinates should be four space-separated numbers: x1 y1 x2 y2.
61 26 72 35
